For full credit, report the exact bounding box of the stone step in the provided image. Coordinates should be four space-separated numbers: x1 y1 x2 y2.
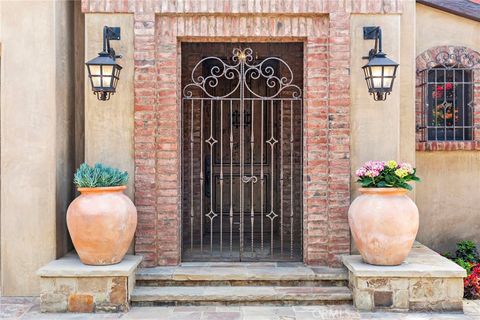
131 286 353 306
136 263 348 287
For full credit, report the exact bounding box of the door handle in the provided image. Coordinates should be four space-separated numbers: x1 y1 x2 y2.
242 175 258 184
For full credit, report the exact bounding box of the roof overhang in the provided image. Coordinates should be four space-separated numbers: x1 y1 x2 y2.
417 0 480 23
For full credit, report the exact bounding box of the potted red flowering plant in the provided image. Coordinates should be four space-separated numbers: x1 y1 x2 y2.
430 82 459 140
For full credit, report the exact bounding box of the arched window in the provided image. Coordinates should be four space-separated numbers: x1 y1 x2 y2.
416 47 480 149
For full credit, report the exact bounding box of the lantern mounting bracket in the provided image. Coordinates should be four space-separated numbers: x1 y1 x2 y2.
101 26 122 60
362 26 383 61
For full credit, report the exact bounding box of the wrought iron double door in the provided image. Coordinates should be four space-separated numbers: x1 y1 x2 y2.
182 47 303 261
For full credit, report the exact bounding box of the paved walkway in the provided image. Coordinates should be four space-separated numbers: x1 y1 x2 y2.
1 298 480 319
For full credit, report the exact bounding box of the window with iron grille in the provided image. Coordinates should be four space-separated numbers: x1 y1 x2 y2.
416 48 480 143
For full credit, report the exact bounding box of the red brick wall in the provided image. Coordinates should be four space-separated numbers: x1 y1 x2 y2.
82 0 403 267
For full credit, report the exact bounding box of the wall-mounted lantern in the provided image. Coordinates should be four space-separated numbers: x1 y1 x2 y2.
362 26 399 101
85 26 122 101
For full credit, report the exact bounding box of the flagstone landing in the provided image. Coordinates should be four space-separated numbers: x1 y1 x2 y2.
35 243 467 314
343 243 467 312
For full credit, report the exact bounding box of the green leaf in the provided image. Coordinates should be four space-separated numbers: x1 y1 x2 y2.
73 163 129 188
377 181 387 187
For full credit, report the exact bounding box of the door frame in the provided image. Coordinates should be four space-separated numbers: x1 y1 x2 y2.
180 42 304 262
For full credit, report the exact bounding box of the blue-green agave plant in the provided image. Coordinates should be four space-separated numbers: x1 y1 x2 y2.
73 163 128 188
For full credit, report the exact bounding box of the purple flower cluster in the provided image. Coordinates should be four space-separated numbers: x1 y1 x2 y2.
355 160 385 178
355 160 415 179
355 160 419 190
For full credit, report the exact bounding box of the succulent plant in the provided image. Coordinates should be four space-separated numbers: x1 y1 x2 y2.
73 163 128 188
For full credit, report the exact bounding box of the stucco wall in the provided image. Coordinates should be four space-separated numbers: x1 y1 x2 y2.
0 0 75 295
84 14 134 199
415 4 480 254
416 4 480 55
350 14 401 199
350 2 416 199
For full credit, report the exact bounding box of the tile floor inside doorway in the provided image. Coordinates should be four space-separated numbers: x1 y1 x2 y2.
2 297 480 320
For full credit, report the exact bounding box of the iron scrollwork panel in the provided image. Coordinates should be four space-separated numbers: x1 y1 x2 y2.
182 47 303 261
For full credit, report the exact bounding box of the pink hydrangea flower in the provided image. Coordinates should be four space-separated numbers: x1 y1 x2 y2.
366 169 380 178
399 162 414 174
363 160 385 173
356 168 367 177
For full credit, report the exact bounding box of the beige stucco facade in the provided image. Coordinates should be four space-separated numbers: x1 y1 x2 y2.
350 4 416 200
415 4 480 254
84 14 135 200
0 0 478 296
0 1 77 295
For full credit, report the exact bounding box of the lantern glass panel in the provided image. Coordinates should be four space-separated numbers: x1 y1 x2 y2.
102 65 114 87
383 77 392 88
382 65 396 88
370 66 383 88
91 75 101 88
384 65 395 77
89 64 101 76
88 65 101 88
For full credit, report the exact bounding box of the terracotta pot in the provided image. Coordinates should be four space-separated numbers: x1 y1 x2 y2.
348 188 419 266
67 186 137 265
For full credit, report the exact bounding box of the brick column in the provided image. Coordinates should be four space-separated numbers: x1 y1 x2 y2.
304 36 330 265
155 16 181 265
326 11 351 266
133 12 158 267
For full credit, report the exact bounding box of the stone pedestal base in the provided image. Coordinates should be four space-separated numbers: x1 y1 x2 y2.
343 243 466 312
37 254 142 313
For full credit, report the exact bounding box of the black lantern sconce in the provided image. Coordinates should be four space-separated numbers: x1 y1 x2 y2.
362 26 399 101
85 26 122 101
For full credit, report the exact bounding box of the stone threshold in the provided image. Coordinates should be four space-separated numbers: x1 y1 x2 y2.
137 263 348 281
131 285 352 306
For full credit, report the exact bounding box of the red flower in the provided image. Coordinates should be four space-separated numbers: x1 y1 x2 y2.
464 263 480 299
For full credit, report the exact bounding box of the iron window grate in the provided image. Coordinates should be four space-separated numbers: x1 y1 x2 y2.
416 51 480 142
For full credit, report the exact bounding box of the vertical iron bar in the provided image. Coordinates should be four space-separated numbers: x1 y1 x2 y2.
423 71 427 141
190 99 194 251
220 100 223 254
424 71 427 141
270 99 275 257
260 100 264 254
435 69 438 140
290 100 294 258
299 99 304 260
250 100 255 253
209 100 214 252
443 69 447 140
229 100 233 256
452 69 457 141
462 69 465 140
280 99 284 255
239 60 245 259
200 100 204 253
